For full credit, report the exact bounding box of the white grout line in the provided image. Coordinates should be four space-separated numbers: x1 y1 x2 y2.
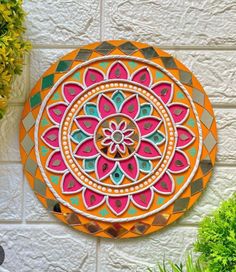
21 176 27 224
99 0 104 41
96 238 101 272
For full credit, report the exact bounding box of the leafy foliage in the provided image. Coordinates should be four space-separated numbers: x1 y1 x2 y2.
0 0 31 118
195 193 236 272
147 254 205 272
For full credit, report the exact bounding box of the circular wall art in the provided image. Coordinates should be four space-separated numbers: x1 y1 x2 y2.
20 40 217 238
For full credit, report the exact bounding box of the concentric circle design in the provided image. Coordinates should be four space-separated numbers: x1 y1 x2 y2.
20 40 217 238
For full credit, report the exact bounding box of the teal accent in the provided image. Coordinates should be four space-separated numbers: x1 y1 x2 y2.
177 91 185 99
71 130 88 143
189 147 197 157
128 207 137 215
84 158 96 172
156 71 164 79
30 92 42 109
147 131 165 145
138 104 152 118
56 60 72 72
128 61 137 68
187 118 195 128
41 146 49 157
112 90 125 110
85 103 99 117
42 74 54 90
111 166 124 185
177 176 185 185
99 62 109 68
157 197 165 205
70 197 79 205
72 72 81 81
41 117 49 127
138 157 152 173
99 208 109 217
50 175 60 185
52 92 60 100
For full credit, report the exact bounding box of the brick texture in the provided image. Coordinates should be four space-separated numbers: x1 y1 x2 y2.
0 0 235 271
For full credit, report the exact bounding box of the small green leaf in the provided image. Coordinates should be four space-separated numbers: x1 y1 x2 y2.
138 103 152 118
71 130 88 143
112 90 125 110
84 158 96 172
72 72 81 80
70 197 79 205
146 131 165 145
85 103 99 117
111 166 124 185
137 157 152 173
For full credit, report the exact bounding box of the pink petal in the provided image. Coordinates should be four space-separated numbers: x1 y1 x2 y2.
168 103 189 124
131 67 152 87
153 172 174 195
84 68 104 87
63 83 83 103
110 143 117 154
42 126 59 148
177 126 195 148
101 138 113 146
118 143 126 153
152 82 173 104
96 156 116 180
103 128 112 136
74 138 98 158
168 150 190 173
47 103 67 124
136 117 161 137
110 121 117 131
119 156 138 180
132 188 153 209
108 196 129 215
62 172 83 194
98 94 116 118
75 116 99 135
118 120 126 131
123 129 134 137
137 140 161 159
123 138 134 145
46 150 67 173
120 94 139 119
108 61 129 80
83 189 105 209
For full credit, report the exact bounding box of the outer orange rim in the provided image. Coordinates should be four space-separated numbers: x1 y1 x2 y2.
20 40 217 238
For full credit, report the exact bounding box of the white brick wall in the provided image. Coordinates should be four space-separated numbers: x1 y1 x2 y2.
0 0 235 271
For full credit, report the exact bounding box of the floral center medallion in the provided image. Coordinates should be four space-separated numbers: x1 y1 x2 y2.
20 40 217 238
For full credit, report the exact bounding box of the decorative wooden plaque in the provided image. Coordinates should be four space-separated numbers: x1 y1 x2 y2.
20 40 217 238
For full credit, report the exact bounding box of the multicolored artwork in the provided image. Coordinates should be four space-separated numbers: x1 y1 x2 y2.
20 40 217 238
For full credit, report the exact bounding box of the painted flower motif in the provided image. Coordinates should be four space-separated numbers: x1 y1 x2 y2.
42 61 195 216
73 92 163 183
102 120 134 154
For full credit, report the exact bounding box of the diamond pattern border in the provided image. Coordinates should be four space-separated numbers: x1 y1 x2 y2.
20 40 217 239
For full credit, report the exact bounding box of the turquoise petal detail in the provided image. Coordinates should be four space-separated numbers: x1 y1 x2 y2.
137 157 152 173
84 158 96 172
71 130 88 143
112 90 125 110
111 165 124 185
138 103 153 118
146 131 165 145
85 103 99 117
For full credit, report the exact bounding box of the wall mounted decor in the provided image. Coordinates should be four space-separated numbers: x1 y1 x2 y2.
20 40 217 238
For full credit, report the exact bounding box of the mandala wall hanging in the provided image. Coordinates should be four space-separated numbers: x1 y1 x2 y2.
20 40 217 238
